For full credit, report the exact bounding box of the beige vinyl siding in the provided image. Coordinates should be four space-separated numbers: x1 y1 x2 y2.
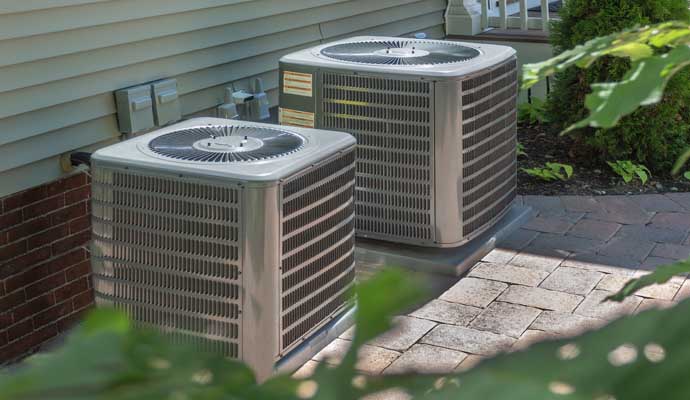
0 0 446 197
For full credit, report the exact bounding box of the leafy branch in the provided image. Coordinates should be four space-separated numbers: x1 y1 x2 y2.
522 21 690 133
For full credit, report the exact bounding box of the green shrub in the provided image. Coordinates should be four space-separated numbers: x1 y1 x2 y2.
546 0 690 172
518 97 548 125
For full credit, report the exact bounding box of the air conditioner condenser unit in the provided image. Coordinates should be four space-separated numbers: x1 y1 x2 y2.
90 118 357 380
279 37 518 248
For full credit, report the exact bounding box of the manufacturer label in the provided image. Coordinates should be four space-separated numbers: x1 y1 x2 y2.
279 107 315 128
283 71 313 97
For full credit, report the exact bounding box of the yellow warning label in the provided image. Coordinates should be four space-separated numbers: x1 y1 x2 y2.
279 107 315 128
283 71 313 97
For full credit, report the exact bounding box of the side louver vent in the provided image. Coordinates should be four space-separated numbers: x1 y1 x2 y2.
91 167 243 358
280 150 356 352
320 73 434 244
460 58 518 238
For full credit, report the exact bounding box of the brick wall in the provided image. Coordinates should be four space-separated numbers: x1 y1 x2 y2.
0 172 93 364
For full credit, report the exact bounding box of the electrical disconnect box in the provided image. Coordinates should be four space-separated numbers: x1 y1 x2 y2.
115 79 182 134
152 79 181 126
115 85 155 134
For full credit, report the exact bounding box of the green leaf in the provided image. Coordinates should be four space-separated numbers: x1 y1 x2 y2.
81 308 130 335
684 171 690 180
564 46 690 131
601 42 654 61
517 142 528 157
523 163 573 182
548 163 574 179
521 21 690 90
608 160 650 184
0 309 262 400
607 259 690 301
672 148 690 176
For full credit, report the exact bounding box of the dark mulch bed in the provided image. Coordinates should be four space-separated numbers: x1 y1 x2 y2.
517 122 690 196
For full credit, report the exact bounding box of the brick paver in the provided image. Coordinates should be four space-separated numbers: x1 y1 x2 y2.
630 194 686 213
588 197 653 224
529 311 606 336
439 277 507 308
568 219 621 241
510 250 565 273
512 329 559 351
356 345 401 374
522 196 564 215
455 354 485 372
574 290 642 320
481 248 517 264
498 228 538 250
468 262 549 286
309 194 690 381
651 243 690 260
676 280 690 301
562 252 639 274
409 300 481 326
640 256 676 271
497 285 583 312
383 344 467 375
421 325 515 356
522 216 575 234
560 195 601 213
539 266 604 295
665 193 690 211
650 212 690 231
616 224 686 244
637 298 676 313
368 316 436 352
468 302 541 338
530 233 604 254
598 237 655 262
635 276 685 301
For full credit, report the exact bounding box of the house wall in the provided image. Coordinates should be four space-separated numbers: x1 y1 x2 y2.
0 172 92 362
0 0 446 363
0 0 446 198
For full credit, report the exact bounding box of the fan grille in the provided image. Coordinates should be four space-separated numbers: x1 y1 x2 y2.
148 125 305 163
319 39 480 66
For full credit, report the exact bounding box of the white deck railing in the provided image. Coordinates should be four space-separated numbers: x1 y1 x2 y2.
481 0 561 33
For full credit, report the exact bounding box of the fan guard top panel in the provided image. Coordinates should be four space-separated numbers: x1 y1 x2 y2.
318 39 480 66
147 125 305 163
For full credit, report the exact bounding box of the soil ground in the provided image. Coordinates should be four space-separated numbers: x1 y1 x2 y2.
517 122 690 195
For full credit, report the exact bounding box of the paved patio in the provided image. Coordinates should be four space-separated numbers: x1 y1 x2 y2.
296 194 690 380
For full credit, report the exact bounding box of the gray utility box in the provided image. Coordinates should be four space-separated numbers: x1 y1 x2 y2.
151 79 181 126
115 84 155 133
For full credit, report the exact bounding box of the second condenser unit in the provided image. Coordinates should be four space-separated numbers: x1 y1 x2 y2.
279 36 518 247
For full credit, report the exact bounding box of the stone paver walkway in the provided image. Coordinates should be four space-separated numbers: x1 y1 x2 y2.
296 194 690 380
